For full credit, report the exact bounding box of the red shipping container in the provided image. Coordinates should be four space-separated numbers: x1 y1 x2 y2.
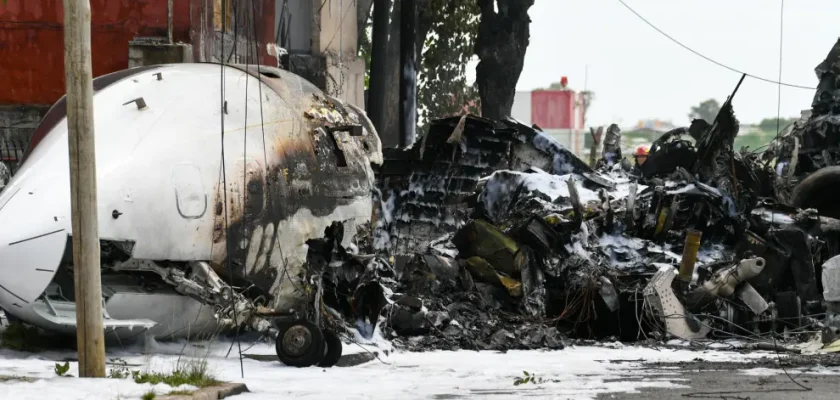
530 90 576 130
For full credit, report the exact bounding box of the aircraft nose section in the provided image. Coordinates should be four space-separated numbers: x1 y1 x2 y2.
0 180 70 306
0 228 67 305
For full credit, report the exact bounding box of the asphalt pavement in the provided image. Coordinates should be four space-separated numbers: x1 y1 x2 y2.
599 362 839 400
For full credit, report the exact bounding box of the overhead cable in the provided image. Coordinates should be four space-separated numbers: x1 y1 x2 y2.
616 0 815 90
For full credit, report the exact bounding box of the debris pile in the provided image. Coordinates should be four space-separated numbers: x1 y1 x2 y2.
303 39 840 352
767 37 840 217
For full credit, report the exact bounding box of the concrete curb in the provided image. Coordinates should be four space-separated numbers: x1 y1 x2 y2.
157 382 249 400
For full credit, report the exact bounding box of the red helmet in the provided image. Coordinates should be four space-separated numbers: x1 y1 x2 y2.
634 145 649 157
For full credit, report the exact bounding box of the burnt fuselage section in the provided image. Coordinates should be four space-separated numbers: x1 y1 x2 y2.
0 63 381 339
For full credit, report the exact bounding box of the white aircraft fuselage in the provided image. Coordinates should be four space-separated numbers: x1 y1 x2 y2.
0 63 382 340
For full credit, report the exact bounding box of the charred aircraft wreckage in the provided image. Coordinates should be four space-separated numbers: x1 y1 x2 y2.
7 40 840 368
0 63 382 367
300 39 840 353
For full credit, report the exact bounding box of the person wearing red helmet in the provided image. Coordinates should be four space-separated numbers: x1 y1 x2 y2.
631 145 649 177
633 145 649 166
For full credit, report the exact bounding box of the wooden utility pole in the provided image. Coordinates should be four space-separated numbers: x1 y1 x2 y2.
63 0 106 378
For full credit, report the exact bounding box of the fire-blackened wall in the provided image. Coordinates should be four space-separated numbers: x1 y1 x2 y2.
375 116 519 255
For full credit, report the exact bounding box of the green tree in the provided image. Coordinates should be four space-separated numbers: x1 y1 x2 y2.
359 27 372 89
418 0 482 123
359 0 481 136
688 99 721 123
360 0 533 137
757 117 797 134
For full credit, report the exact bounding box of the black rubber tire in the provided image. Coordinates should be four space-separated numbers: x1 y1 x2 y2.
791 166 840 219
275 320 326 368
317 331 343 368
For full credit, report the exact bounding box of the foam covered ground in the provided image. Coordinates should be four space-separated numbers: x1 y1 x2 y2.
0 337 788 400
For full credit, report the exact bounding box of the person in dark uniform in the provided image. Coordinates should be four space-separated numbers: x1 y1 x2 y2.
631 145 649 176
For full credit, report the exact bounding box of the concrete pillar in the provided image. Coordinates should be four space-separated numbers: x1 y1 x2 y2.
280 0 365 110
313 0 365 110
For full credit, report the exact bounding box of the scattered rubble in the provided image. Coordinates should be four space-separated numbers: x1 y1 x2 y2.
296 39 840 354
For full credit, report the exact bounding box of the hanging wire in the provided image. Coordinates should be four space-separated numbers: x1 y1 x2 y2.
250 0 270 177
248 0 298 293
775 0 786 138
616 0 815 90
219 0 245 379
767 2 809 391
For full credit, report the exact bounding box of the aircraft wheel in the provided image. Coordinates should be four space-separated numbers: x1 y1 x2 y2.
275 320 325 368
317 330 343 368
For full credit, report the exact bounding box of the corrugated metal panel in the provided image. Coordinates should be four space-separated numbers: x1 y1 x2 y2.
531 90 575 129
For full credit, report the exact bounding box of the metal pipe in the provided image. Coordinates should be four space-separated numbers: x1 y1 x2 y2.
168 0 174 44
679 229 702 282
399 0 417 148
368 0 390 135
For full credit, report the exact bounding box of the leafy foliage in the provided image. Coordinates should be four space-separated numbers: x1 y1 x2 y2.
513 370 546 386
418 0 481 124
54 362 70 377
358 26 372 90
107 358 134 379
359 0 525 129
141 391 156 400
688 99 722 123
357 0 483 133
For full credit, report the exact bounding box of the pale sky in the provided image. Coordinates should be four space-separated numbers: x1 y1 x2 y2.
516 0 840 127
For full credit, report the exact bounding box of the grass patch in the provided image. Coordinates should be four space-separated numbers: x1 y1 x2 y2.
108 358 135 379
0 323 47 352
167 390 196 396
141 390 156 400
132 359 220 388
